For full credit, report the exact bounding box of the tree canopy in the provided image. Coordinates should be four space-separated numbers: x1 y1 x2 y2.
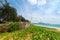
0 0 29 23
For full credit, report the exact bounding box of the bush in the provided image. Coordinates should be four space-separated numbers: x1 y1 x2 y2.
0 24 10 32
9 22 20 31
0 22 20 32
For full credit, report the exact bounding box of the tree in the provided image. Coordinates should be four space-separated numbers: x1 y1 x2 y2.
17 15 29 22
0 0 29 22
16 16 25 22
0 0 17 22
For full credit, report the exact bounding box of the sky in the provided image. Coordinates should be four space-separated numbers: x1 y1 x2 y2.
7 0 60 24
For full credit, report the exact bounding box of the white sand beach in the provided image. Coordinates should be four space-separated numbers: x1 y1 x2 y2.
34 24 60 31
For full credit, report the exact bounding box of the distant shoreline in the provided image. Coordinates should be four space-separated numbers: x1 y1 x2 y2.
34 24 60 32
34 24 60 29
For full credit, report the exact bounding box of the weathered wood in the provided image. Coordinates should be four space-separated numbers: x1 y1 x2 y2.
21 22 30 29
0 24 10 32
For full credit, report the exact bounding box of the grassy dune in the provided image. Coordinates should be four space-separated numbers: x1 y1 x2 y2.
0 24 60 40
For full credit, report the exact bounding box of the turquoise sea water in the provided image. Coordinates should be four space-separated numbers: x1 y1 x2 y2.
40 24 60 28
34 23 60 28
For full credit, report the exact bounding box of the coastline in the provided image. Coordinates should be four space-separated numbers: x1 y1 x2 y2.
34 24 60 31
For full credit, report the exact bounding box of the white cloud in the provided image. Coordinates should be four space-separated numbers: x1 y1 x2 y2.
27 12 60 24
28 0 47 6
45 8 54 15
29 12 41 23
28 0 37 5
18 0 60 24
37 0 47 6
44 0 58 15
41 15 60 24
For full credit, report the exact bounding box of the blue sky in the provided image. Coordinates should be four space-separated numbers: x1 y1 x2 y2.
7 0 60 24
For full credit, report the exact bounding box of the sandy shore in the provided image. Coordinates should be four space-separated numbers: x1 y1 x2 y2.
34 24 60 31
56 28 60 31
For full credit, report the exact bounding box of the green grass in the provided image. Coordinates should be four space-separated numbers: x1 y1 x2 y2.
0 24 60 40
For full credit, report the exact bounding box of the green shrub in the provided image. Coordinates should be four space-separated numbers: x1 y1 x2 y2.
0 24 10 32
9 22 20 31
0 22 20 32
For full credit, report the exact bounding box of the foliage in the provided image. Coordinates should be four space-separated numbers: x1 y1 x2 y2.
0 22 20 32
9 22 20 31
17 15 29 22
0 0 29 22
0 24 60 40
0 3 17 21
0 0 17 22
0 24 9 32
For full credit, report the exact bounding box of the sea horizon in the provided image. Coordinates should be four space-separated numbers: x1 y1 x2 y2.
34 24 60 29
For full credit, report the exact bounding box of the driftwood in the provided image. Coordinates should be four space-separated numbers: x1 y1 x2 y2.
0 22 30 32
0 24 10 32
20 22 30 29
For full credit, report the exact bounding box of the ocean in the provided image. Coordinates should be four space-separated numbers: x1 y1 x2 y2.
34 23 60 29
